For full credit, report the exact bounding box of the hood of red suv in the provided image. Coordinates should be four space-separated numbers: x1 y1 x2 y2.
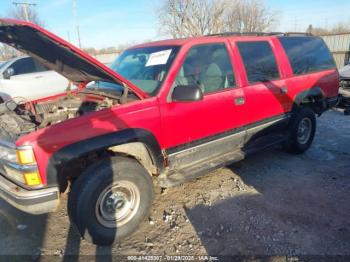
0 19 148 99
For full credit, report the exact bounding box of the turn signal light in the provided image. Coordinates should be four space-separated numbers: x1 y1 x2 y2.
24 172 42 186
17 147 36 165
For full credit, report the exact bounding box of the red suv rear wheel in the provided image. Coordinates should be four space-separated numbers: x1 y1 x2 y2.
284 107 316 154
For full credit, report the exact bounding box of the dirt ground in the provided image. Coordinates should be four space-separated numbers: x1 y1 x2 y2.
0 109 349 260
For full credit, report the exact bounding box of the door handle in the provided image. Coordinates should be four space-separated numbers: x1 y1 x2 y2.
234 97 245 105
280 86 288 94
35 76 43 79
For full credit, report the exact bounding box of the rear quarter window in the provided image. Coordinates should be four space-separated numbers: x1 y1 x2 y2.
279 36 336 75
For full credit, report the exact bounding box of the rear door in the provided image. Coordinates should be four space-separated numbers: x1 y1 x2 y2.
233 39 291 142
160 42 246 170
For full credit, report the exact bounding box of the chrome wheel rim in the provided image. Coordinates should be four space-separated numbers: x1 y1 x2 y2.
95 181 140 228
297 118 312 145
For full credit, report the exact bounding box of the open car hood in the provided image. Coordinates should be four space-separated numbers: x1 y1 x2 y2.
0 19 148 99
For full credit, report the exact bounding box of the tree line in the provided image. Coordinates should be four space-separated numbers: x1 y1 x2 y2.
157 0 277 38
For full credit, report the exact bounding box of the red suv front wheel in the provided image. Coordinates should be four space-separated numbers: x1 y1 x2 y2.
68 156 154 245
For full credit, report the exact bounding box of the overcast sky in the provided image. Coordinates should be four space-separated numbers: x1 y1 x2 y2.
0 0 349 48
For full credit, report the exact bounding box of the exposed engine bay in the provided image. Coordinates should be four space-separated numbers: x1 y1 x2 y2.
0 89 128 140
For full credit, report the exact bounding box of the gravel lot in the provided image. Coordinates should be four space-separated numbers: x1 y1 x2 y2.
0 110 349 259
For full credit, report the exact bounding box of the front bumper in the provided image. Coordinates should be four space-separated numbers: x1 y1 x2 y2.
0 174 59 214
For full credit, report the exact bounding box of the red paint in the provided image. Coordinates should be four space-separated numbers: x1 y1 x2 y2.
8 24 338 185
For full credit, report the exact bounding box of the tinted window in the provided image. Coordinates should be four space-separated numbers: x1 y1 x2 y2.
237 41 280 83
175 44 235 94
279 37 335 75
11 57 36 75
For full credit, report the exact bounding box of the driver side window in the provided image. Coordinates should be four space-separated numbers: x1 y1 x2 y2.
175 43 236 94
11 57 36 76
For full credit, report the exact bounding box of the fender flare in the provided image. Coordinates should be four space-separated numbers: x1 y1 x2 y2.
46 128 164 187
293 87 327 114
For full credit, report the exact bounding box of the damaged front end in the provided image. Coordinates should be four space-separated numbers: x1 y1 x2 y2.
0 89 128 140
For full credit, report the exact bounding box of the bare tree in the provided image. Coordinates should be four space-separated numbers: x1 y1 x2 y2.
0 44 20 61
157 0 277 38
9 4 44 26
0 5 44 60
331 23 350 34
223 0 277 32
157 0 226 38
308 22 350 35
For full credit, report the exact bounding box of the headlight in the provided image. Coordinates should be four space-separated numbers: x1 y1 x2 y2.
0 145 17 163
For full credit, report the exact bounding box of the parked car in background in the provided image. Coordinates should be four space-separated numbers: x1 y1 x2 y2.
339 63 350 109
0 56 70 102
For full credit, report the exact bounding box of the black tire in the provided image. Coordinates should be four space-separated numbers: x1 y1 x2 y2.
284 107 316 154
68 156 154 245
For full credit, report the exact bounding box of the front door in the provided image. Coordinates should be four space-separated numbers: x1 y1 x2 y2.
160 43 246 170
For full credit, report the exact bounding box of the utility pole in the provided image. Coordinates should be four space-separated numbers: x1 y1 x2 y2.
72 0 82 48
294 16 298 32
13 1 36 22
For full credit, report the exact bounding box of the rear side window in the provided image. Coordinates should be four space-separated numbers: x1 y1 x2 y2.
237 41 280 83
279 37 336 75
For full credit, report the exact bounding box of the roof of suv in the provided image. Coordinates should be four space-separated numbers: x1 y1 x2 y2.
131 32 313 49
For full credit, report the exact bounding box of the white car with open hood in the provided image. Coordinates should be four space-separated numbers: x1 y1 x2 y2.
0 56 70 102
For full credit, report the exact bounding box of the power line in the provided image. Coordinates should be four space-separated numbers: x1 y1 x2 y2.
13 1 36 22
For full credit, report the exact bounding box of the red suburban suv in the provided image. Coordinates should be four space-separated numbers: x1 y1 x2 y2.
0 20 339 245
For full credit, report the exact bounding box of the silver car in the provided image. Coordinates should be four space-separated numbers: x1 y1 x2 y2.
0 56 70 102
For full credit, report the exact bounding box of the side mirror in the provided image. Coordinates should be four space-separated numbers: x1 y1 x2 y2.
172 85 203 102
3 67 15 79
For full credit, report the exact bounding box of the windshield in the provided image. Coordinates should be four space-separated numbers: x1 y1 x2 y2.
110 45 180 95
